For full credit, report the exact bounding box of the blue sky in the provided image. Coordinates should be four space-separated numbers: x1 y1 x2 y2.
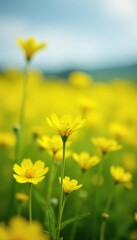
0 0 137 70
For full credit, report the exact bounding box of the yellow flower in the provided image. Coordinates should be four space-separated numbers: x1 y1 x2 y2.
15 192 28 202
0 132 16 148
109 122 129 140
72 152 100 171
37 135 62 154
13 158 49 184
17 37 46 60
68 71 92 88
54 149 71 162
46 114 85 140
0 217 49 240
31 126 44 138
135 212 137 221
59 176 82 194
77 98 97 115
91 137 122 155
37 134 71 161
110 166 132 184
122 153 137 172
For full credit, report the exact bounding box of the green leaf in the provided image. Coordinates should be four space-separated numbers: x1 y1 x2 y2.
47 200 56 240
61 212 91 230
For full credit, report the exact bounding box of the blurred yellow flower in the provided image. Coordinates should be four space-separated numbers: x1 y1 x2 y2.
110 166 132 184
122 153 137 172
15 192 28 202
109 122 129 140
59 176 82 194
77 98 97 115
91 137 122 155
17 37 46 60
13 158 49 184
135 212 137 221
54 149 71 162
0 216 49 240
46 114 85 140
31 126 44 138
37 134 71 160
68 71 92 88
37 135 62 153
72 152 100 171
0 132 16 148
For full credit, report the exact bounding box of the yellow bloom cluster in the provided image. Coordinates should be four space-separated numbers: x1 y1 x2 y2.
59 176 82 194
13 159 49 184
0 217 49 240
72 152 100 171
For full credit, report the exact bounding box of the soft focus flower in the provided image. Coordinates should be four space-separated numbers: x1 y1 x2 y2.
54 149 71 162
15 192 28 202
77 98 97 115
135 212 137 221
130 230 137 240
122 153 137 172
59 176 82 194
109 122 129 140
68 71 92 88
13 158 49 184
37 134 71 162
0 132 16 148
31 126 44 138
91 137 122 155
17 37 46 60
0 216 49 240
110 166 132 184
37 135 62 153
72 152 100 171
46 114 85 140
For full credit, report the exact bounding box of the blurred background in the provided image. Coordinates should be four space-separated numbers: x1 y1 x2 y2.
0 0 137 80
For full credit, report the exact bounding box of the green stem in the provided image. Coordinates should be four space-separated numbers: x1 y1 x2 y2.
92 155 105 240
70 170 85 240
100 221 106 240
56 139 66 240
47 155 56 200
29 183 32 223
16 59 30 163
100 183 116 240
60 194 68 224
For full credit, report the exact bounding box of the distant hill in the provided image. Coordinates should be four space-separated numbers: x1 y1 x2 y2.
0 63 137 82
44 63 137 82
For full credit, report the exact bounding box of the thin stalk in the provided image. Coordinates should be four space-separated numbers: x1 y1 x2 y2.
29 183 32 223
47 155 56 200
60 195 68 224
16 59 30 162
92 155 105 240
70 170 85 240
100 183 116 240
56 139 66 240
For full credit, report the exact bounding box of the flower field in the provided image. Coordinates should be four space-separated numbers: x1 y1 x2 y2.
0 39 137 240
